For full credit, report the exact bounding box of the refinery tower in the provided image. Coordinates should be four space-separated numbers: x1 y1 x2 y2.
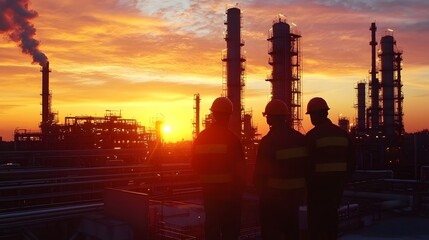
221 5 246 137
354 22 404 168
266 15 302 130
199 5 257 143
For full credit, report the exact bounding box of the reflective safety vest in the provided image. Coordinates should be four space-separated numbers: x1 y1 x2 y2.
315 136 349 148
192 121 245 203
192 123 244 186
254 123 309 192
266 177 306 190
194 143 233 183
267 146 308 190
313 136 350 173
194 143 231 181
315 162 347 172
276 146 309 160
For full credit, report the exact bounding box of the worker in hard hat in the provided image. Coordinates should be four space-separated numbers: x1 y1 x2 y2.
192 97 245 240
254 99 308 240
305 97 356 240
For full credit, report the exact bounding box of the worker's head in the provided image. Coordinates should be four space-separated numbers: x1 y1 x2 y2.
263 99 289 126
210 97 233 124
306 97 329 126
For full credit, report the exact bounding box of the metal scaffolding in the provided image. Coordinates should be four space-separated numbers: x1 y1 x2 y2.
266 15 302 130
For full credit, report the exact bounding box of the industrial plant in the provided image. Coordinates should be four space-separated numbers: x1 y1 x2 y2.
352 22 405 171
14 61 152 152
1 4 429 240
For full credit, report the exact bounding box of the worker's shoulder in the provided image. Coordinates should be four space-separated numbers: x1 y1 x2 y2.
307 121 348 136
328 122 351 137
196 125 240 143
305 127 317 138
289 127 305 138
259 134 272 146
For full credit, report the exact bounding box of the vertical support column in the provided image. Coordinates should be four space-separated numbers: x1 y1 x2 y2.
267 18 293 126
369 23 380 133
225 6 244 137
357 82 366 134
193 93 200 140
40 61 51 148
380 34 395 143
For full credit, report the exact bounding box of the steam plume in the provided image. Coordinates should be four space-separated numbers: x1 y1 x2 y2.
0 0 47 66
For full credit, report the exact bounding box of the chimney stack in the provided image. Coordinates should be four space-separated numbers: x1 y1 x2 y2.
41 61 51 135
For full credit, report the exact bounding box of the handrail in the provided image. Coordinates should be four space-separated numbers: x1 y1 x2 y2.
0 202 103 229
1 165 198 214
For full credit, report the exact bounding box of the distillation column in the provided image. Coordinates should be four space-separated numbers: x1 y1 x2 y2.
193 93 201 140
223 6 245 137
41 61 52 136
395 51 404 137
266 16 302 128
357 82 366 134
369 23 380 134
268 19 291 104
380 33 395 143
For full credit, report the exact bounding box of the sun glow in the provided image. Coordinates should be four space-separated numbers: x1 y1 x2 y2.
163 125 171 133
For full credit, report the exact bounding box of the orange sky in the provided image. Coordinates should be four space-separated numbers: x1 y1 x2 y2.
1 0 429 142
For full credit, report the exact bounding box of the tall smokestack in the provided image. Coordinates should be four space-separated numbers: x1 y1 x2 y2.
369 22 380 133
41 61 51 135
223 6 245 137
395 52 404 137
193 93 201 140
357 82 366 134
0 0 47 66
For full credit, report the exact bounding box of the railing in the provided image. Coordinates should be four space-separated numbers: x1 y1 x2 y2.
1 163 196 208
0 202 103 229
0 163 199 239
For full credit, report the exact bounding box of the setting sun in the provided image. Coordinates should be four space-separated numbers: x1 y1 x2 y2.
0 0 428 143
163 125 171 134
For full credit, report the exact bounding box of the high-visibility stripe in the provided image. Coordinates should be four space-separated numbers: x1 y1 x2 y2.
316 137 349 148
276 147 308 160
200 174 233 183
266 177 306 190
195 144 227 154
315 162 347 172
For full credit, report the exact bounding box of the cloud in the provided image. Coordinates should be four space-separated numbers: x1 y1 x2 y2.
0 104 23 113
1 0 429 140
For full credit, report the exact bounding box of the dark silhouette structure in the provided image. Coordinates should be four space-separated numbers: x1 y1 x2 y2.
266 15 302 130
353 23 404 169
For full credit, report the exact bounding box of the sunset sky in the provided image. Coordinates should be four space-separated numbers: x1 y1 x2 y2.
1 0 428 142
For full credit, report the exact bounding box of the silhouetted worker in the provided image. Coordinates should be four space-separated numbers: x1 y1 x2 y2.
192 97 245 240
254 99 308 240
305 97 356 240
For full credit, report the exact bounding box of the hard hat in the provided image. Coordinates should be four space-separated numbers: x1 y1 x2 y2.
263 99 289 116
210 97 233 114
306 97 330 114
